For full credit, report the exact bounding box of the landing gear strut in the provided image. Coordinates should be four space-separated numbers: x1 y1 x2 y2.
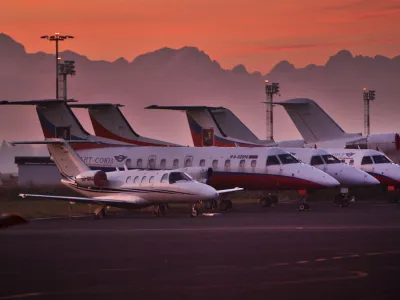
191 204 199 217
153 204 168 217
205 200 218 210
94 206 107 219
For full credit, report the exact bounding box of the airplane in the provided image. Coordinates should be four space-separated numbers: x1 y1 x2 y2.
275 98 400 163
69 103 181 146
73 104 379 206
147 105 400 192
14 139 243 218
0 99 340 211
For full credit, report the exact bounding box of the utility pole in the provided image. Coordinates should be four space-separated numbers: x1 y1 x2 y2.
363 88 376 136
264 80 280 141
40 33 74 100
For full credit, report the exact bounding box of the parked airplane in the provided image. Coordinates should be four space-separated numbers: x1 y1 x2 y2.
79 102 380 205
15 139 242 218
69 103 181 146
0 99 340 211
275 98 400 163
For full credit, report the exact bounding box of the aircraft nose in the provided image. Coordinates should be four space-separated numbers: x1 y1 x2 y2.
364 173 380 185
339 167 379 186
322 175 340 188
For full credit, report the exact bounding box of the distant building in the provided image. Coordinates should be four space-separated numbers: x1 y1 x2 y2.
14 156 61 186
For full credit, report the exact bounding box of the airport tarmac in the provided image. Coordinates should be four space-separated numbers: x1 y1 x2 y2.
1 201 400 300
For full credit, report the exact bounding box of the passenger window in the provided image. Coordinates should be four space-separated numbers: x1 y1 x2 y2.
199 159 205 167
125 159 132 169
148 158 156 169
212 159 218 169
126 176 131 183
133 176 139 183
161 173 168 183
173 159 179 168
184 158 192 167
160 159 166 169
137 159 143 168
266 156 280 166
251 160 257 168
239 160 245 168
225 160 231 168
310 156 324 166
149 176 154 183
141 176 147 184
361 156 373 165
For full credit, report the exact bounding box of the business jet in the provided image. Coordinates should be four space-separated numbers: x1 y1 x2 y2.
15 139 242 218
0 99 339 211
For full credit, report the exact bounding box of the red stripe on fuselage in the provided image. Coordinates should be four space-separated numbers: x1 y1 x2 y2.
208 172 325 190
369 173 400 186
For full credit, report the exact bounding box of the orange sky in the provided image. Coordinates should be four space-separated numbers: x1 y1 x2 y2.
2 0 400 72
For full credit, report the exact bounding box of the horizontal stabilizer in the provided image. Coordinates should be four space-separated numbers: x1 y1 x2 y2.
216 187 243 194
145 105 224 111
0 99 77 105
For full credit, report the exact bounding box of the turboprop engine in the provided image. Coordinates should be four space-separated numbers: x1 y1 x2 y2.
177 167 213 183
75 170 108 188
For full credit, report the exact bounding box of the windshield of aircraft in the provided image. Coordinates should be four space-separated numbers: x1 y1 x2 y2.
372 155 391 164
322 155 340 164
169 172 192 184
278 154 299 164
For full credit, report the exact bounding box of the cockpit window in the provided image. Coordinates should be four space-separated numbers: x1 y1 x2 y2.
169 172 192 184
310 156 324 166
278 154 299 164
322 155 340 164
361 156 373 165
266 156 280 166
372 155 391 164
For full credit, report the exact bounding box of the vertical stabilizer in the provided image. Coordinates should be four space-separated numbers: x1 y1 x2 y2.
275 98 348 143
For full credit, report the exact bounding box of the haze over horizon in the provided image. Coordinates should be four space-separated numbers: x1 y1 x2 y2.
2 0 400 72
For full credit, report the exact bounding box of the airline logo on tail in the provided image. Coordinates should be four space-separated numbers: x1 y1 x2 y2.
202 128 214 147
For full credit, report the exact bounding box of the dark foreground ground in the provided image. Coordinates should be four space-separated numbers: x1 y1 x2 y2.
1 201 400 300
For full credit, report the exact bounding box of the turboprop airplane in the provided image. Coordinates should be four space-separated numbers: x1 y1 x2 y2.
15 139 242 218
0 99 340 211
275 98 400 163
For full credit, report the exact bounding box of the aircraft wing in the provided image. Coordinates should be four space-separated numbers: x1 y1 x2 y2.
216 187 243 194
18 193 147 208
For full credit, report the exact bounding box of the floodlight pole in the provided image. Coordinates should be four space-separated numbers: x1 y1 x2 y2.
363 88 376 136
40 33 74 100
264 80 280 141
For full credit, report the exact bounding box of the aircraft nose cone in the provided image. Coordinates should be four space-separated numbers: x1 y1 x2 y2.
364 174 380 185
325 176 340 188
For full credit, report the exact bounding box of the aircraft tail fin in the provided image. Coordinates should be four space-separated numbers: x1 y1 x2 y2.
274 98 347 143
10 139 91 178
71 103 179 146
145 105 262 147
0 99 90 140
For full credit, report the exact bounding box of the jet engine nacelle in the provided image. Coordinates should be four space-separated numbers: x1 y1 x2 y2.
75 170 108 188
177 167 213 183
346 133 400 154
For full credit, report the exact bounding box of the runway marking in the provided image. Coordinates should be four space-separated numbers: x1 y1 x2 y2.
332 256 343 260
315 258 327 262
296 260 309 264
0 293 43 299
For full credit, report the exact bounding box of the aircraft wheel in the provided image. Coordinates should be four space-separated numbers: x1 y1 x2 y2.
219 200 229 211
298 203 310 212
159 204 167 216
259 197 272 207
94 208 106 219
205 201 213 210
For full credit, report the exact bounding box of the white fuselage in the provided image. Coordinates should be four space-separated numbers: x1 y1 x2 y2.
285 148 379 187
62 169 219 209
325 148 400 187
73 146 339 191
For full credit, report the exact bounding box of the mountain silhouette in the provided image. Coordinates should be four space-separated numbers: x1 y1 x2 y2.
0 32 399 153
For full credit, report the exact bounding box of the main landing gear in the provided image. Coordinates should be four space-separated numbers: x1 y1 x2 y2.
298 197 310 212
205 200 218 210
153 204 168 217
94 206 107 219
334 193 350 208
259 195 278 208
191 204 200 217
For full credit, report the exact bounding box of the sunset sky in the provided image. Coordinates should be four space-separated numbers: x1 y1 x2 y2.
2 0 400 72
